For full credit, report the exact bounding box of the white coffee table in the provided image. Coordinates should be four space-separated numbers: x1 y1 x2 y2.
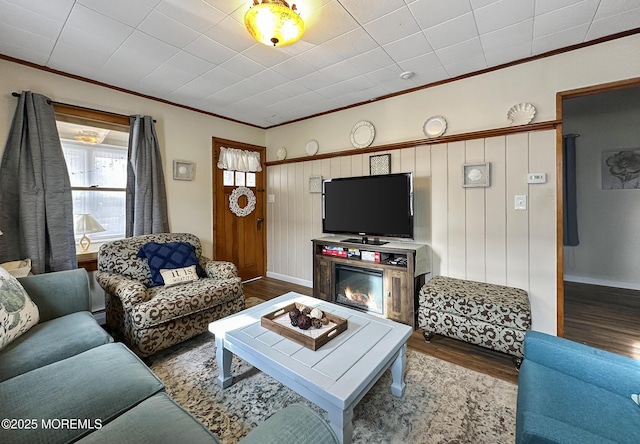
208 292 413 444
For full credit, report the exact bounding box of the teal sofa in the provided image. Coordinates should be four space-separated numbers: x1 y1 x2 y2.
0 269 338 444
516 330 640 443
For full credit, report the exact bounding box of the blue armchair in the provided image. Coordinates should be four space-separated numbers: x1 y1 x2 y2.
516 331 640 443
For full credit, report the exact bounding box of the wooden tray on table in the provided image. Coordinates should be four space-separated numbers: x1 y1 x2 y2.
261 302 348 351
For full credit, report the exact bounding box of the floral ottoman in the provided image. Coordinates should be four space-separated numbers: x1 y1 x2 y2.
417 276 531 365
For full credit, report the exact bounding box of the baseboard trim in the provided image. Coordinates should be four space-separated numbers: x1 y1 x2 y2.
266 271 312 288
564 275 640 291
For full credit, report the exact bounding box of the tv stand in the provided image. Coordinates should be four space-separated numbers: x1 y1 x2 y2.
341 236 388 246
312 237 429 329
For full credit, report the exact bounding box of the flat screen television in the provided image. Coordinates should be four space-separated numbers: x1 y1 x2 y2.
322 172 413 244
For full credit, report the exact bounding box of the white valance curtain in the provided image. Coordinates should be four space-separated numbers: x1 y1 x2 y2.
217 147 262 172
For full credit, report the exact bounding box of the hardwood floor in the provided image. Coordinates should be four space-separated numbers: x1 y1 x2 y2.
564 281 640 360
242 277 520 384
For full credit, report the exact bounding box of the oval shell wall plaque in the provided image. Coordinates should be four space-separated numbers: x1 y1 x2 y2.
507 103 536 126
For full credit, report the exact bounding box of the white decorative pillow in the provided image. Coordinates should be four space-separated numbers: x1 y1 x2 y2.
0 266 40 350
0 259 32 278
159 265 200 287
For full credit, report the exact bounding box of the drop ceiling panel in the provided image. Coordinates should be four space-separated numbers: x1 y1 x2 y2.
338 0 406 25
533 0 599 38
77 0 153 28
166 50 215 76
58 4 134 55
0 0 636 128
155 0 225 33
480 19 533 52
533 24 591 55
363 7 422 46
138 10 200 48
423 12 479 50
409 0 473 30
0 1 64 40
474 0 535 34
383 32 433 63
0 24 54 64
587 6 640 40
4 0 75 23
302 1 359 44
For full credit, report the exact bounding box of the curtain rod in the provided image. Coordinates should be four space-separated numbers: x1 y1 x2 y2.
11 92 155 122
12 91 51 104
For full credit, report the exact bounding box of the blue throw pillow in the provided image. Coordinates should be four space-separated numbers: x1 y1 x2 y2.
137 242 204 287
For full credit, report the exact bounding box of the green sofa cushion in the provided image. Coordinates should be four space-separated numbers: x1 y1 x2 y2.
240 404 339 444
0 343 164 444
77 392 220 444
0 311 113 382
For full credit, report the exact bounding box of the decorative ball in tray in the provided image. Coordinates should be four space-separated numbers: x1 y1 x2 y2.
288 304 329 330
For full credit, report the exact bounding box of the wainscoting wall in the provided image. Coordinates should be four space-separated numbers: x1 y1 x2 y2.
266 129 557 334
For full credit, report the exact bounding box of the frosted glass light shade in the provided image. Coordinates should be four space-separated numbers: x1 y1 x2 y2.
244 0 304 47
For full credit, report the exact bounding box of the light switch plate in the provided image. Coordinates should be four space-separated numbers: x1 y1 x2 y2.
309 176 322 193
515 195 527 210
267 194 275 203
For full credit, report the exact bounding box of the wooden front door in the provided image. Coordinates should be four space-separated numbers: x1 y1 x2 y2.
213 137 266 281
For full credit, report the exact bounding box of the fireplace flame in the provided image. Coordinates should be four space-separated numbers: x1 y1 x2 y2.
343 286 380 312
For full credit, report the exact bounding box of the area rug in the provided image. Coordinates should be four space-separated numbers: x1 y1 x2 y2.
147 297 518 444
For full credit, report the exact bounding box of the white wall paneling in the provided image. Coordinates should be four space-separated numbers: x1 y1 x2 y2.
266 129 557 333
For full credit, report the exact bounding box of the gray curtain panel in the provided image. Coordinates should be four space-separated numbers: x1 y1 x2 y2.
126 115 170 237
563 134 579 246
0 91 77 273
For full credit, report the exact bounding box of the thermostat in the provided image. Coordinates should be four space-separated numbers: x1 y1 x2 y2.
527 173 546 184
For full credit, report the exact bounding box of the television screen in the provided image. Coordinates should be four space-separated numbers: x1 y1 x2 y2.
322 173 413 241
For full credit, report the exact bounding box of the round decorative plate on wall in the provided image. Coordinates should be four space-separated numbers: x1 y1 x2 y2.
423 116 447 138
350 120 375 148
276 147 287 160
305 139 319 156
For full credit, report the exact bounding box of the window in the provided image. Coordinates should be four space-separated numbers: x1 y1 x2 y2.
55 106 130 245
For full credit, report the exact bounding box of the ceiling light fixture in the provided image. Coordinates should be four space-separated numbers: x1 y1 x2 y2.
74 129 109 144
244 0 304 47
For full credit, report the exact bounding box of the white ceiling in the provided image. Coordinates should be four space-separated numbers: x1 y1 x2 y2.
1 0 639 128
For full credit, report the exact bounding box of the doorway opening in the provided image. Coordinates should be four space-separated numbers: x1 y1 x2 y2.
557 78 640 359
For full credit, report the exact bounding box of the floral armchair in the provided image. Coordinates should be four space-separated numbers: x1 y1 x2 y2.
96 233 244 357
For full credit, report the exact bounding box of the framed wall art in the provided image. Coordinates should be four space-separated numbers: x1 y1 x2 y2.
370 154 390 175
602 148 640 189
173 160 194 181
462 163 490 187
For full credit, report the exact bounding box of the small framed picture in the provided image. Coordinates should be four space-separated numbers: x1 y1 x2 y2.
463 163 490 187
173 160 194 181
370 154 391 175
